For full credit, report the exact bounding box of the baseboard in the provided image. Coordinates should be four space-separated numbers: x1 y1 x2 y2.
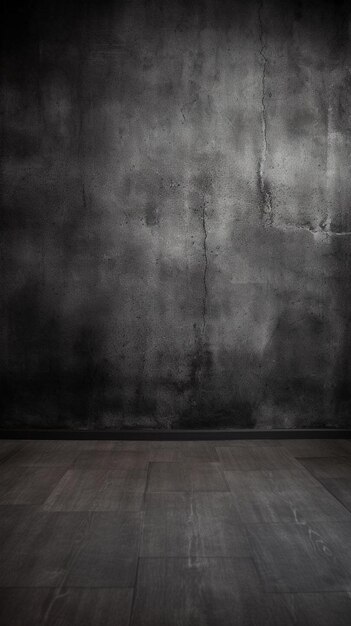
0 429 350 440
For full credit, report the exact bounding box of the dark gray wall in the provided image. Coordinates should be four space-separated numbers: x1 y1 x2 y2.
1 0 351 429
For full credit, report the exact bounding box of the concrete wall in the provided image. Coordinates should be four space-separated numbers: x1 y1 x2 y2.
1 0 351 429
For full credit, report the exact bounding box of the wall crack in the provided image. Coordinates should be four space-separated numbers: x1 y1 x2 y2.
201 202 208 337
258 0 273 226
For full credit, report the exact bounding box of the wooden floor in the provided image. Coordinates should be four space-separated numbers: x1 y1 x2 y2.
0 439 351 625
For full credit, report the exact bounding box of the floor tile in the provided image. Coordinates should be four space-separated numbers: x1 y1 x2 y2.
66 511 142 587
0 588 51 626
0 509 87 587
141 492 249 557
216 446 298 470
4 441 81 467
93 470 147 511
42 470 107 511
74 450 149 470
247 520 351 592
131 557 268 626
0 466 66 505
225 468 350 523
300 457 351 480
266 592 351 626
45 588 133 626
281 440 347 459
147 462 228 492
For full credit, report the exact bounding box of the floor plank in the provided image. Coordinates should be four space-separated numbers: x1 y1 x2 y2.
130 557 270 626
113 441 182 461
319 479 351 513
147 462 228 492
0 588 51 626
3 441 82 467
225 468 350 523
0 508 88 587
93 470 147 512
216 446 298 470
247 520 351 592
0 441 24 464
147 443 182 462
212 440 282 447
140 492 250 557
176 442 219 462
74 450 149 470
266 592 351 626
298 458 351 513
299 457 351 480
0 588 133 626
339 440 351 457
42 470 107 511
0 508 140 588
66 511 142 587
44 588 133 626
42 468 147 512
0 466 66 505
281 440 347 459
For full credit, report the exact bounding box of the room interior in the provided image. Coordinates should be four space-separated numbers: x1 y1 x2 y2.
1 0 351 624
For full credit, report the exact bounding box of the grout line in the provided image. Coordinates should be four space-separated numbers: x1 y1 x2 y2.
128 557 141 626
298 465 351 517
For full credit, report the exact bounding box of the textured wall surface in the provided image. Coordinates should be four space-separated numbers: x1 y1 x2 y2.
1 0 351 429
